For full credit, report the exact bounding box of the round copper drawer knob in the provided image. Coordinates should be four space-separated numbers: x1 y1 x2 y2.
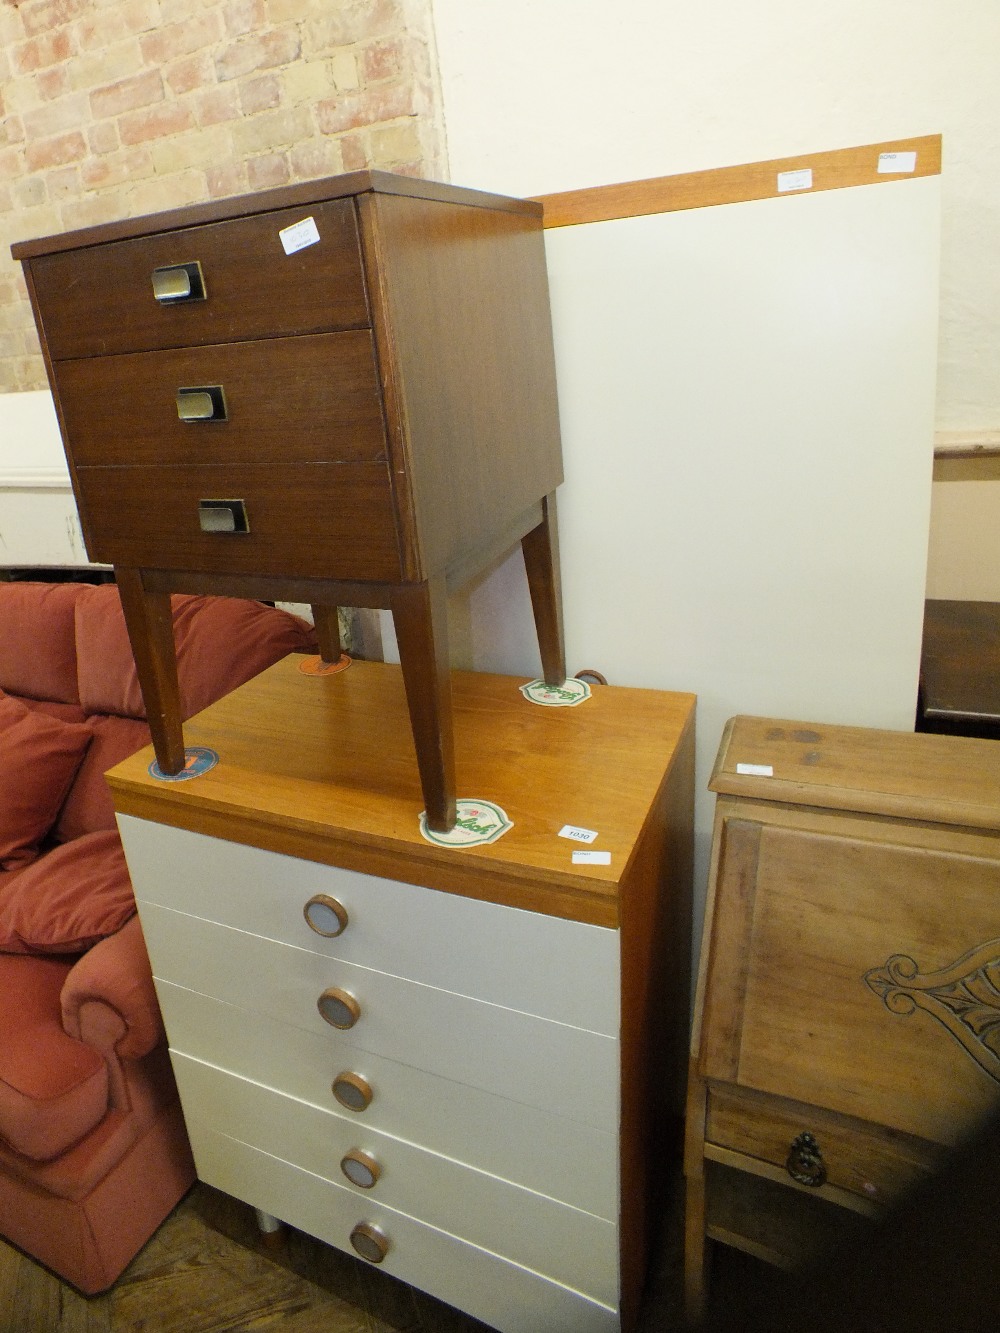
303 894 349 937
350 1221 389 1264
332 1071 373 1112
317 987 360 1029
341 1148 381 1190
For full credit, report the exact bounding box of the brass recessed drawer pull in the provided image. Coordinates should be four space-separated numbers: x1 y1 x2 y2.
198 499 249 534
318 986 361 1030
341 1149 381 1189
176 385 227 422
350 1222 389 1264
304 894 349 937
785 1131 827 1187
151 261 206 303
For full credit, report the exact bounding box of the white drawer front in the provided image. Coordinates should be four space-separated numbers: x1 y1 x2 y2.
172 1053 618 1305
186 1119 620 1333
157 981 618 1218
138 902 619 1128
119 815 620 1033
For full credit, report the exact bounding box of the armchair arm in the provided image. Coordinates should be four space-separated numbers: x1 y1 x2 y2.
60 913 165 1061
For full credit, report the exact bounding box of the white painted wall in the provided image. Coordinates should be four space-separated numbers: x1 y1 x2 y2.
0 388 88 567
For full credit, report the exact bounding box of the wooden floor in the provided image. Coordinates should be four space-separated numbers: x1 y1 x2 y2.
0 1171 716 1333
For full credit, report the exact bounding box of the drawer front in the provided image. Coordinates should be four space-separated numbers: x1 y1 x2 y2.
701 810 1000 1145
173 1053 618 1304
705 1087 944 1207
54 331 387 468
137 903 619 1128
186 1119 620 1333
74 461 402 580
156 981 618 1219
30 198 368 359
120 817 620 1034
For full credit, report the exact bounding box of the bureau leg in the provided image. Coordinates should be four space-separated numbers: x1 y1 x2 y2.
253 1209 285 1249
115 566 186 776
311 604 342 663
684 1062 710 1324
391 576 457 833
521 492 566 686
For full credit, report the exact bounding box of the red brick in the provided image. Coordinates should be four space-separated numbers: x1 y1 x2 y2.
223 0 266 36
165 53 217 97
24 130 86 171
81 146 152 191
340 134 369 172
195 85 242 127
214 28 301 82
140 13 225 65
36 65 71 100
23 93 90 140
87 120 120 155
240 75 281 116
316 84 414 135
0 115 25 148
90 70 163 120
12 29 73 75
20 0 88 39
118 101 196 146
77 1 160 51
247 151 290 190
362 37 405 84
205 162 245 199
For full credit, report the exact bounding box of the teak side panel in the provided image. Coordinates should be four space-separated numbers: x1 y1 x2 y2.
24 197 369 360
360 192 564 581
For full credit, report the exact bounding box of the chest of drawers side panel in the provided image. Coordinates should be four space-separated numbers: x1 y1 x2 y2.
359 191 563 581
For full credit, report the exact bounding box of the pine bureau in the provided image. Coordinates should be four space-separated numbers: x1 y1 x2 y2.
12 171 566 832
685 715 1000 1318
106 657 696 1333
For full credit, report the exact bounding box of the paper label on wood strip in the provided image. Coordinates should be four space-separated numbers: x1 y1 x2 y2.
279 216 320 255
877 151 917 174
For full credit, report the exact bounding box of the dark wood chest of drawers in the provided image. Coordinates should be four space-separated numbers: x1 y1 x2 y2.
13 172 566 829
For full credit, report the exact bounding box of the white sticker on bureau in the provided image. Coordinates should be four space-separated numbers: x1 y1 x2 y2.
279 216 321 255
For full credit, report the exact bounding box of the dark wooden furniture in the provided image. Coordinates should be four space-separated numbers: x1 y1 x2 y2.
918 598 1000 739
686 715 1000 1320
12 171 566 830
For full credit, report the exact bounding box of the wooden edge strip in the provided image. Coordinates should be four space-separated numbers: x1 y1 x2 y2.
934 430 1000 460
535 135 942 229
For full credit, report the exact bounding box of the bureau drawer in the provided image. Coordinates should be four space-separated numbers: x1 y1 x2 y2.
119 817 620 1034
186 1120 620 1333
137 903 619 1128
157 982 617 1218
705 1086 943 1207
173 1053 618 1305
74 461 402 580
29 198 368 359
54 331 387 468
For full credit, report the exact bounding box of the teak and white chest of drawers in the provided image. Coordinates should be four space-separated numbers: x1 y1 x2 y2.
12 171 566 831
685 715 1000 1318
107 657 696 1333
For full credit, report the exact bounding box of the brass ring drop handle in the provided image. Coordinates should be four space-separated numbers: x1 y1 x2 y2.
341 1149 381 1189
350 1222 389 1264
304 894 349 937
332 1072 373 1112
318 986 360 1030
785 1131 827 1187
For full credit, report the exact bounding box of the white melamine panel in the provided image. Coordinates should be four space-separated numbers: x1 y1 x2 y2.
156 981 617 1218
119 816 619 1034
187 1120 620 1333
137 903 618 1128
172 1054 617 1304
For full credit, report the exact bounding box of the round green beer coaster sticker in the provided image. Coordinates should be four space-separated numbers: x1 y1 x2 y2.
520 677 592 707
419 799 513 847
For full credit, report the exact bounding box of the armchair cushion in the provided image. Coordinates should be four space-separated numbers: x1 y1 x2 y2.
0 832 135 956
0 689 92 871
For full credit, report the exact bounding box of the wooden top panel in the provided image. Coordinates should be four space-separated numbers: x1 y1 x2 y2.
536 135 942 229
106 656 695 928
11 170 541 260
709 714 1000 831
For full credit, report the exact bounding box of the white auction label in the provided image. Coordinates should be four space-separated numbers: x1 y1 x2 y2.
279 216 321 255
877 151 917 174
777 168 813 193
573 850 612 865
736 762 774 777
558 824 599 844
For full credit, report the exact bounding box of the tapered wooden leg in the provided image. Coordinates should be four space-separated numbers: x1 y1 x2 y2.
521 492 566 686
311 604 342 663
391 577 456 833
684 1062 710 1324
115 566 185 775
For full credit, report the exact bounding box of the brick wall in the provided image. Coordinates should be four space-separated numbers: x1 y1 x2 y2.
0 0 447 394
